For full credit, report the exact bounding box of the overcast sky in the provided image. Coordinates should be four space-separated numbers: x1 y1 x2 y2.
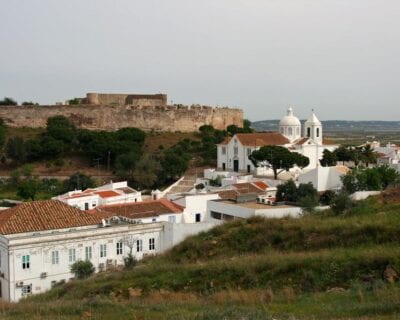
1 0 399 121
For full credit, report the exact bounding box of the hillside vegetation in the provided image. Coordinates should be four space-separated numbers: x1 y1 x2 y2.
2 191 400 319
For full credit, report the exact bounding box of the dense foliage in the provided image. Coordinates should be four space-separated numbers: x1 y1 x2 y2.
341 166 399 193
320 145 378 167
70 260 95 279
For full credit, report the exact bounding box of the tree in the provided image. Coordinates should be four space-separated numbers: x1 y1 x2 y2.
276 180 298 202
39 135 65 159
0 119 6 154
70 260 95 279
5 137 27 164
297 182 319 202
360 145 378 167
331 191 353 215
46 115 77 146
320 149 337 167
160 148 191 183
17 178 40 201
249 146 309 179
21 101 38 106
243 119 253 133
335 146 351 165
0 97 17 106
132 154 161 189
115 152 140 182
62 172 95 192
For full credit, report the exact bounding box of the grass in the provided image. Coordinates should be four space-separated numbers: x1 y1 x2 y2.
3 194 400 319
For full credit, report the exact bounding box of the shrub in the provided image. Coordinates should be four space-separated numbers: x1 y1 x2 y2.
70 260 95 279
331 191 353 215
124 253 137 270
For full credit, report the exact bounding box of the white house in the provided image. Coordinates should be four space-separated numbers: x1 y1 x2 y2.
298 165 350 192
0 200 162 302
217 108 338 175
169 193 220 223
53 181 142 211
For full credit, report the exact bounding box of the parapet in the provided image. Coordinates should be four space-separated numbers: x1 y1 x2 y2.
85 93 167 107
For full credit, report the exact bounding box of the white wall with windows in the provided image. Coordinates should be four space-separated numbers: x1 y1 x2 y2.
0 222 163 302
217 138 257 173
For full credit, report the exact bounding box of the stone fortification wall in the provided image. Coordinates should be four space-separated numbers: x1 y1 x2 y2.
85 93 167 107
0 104 243 132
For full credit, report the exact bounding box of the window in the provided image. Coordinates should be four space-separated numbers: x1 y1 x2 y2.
51 251 59 265
116 242 123 255
296 127 300 135
281 127 284 134
92 201 96 207
22 255 30 269
288 127 293 135
307 127 311 137
100 244 107 258
84 203 89 210
149 238 155 251
136 240 143 252
152 218 157 222
222 147 226 155
316 128 320 137
246 148 251 156
69 249 76 263
85 246 92 260
233 146 238 155
195 213 201 222
21 284 32 296
168 216 176 223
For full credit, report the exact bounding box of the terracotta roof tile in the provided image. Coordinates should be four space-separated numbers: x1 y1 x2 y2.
94 190 120 198
93 199 183 220
0 200 103 235
236 133 289 146
218 133 289 146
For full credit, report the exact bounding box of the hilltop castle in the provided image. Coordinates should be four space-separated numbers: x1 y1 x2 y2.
0 93 243 132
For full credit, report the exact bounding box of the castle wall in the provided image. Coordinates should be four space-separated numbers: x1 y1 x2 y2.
0 105 243 132
85 93 167 107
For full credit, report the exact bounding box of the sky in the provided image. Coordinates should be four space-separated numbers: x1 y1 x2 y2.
0 0 399 121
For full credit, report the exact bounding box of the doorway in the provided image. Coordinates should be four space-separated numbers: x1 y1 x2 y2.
233 160 239 172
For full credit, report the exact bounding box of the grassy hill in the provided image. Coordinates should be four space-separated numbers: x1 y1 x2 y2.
2 193 400 319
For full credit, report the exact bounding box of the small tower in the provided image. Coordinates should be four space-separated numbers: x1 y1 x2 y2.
279 107 301 143
304 110 323 144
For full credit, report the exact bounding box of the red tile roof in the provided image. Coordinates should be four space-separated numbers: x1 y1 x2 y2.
92 199 183 220
0 200 103 235
253 181 269 190
94 190 120 198
218 133 289 146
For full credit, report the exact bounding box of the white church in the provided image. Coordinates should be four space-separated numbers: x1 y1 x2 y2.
217 108 338 176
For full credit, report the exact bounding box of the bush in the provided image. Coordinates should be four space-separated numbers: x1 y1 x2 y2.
331 191 353 215
70 260 95 279
124 253 137 270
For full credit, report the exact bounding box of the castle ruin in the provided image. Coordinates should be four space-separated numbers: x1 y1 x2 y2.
0 93 243 132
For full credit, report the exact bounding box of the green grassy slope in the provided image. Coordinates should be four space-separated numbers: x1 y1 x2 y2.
2 196 400 319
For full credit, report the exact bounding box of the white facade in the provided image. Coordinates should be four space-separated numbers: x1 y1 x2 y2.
0 222 162 302
53 181 142 211
298 166 349 192
171 193 220 223
207 199 302 220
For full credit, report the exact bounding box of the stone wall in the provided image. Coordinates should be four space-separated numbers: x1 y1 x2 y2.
0 104 243 132
85 93 167 107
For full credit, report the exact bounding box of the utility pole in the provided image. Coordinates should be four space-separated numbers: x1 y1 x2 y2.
107 151 111 172
93 158 101 176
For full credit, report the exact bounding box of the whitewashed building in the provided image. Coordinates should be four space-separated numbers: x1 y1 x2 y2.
298 165 350 192
53 181 142 211
217 108 338 175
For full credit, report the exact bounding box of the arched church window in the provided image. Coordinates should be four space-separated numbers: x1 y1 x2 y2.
316 128 320 137
288 127 293 135
296 127 300 135
307 127 311 137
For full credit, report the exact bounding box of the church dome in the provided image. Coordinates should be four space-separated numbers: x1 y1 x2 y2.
279 107 301 126
305 110 321 126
